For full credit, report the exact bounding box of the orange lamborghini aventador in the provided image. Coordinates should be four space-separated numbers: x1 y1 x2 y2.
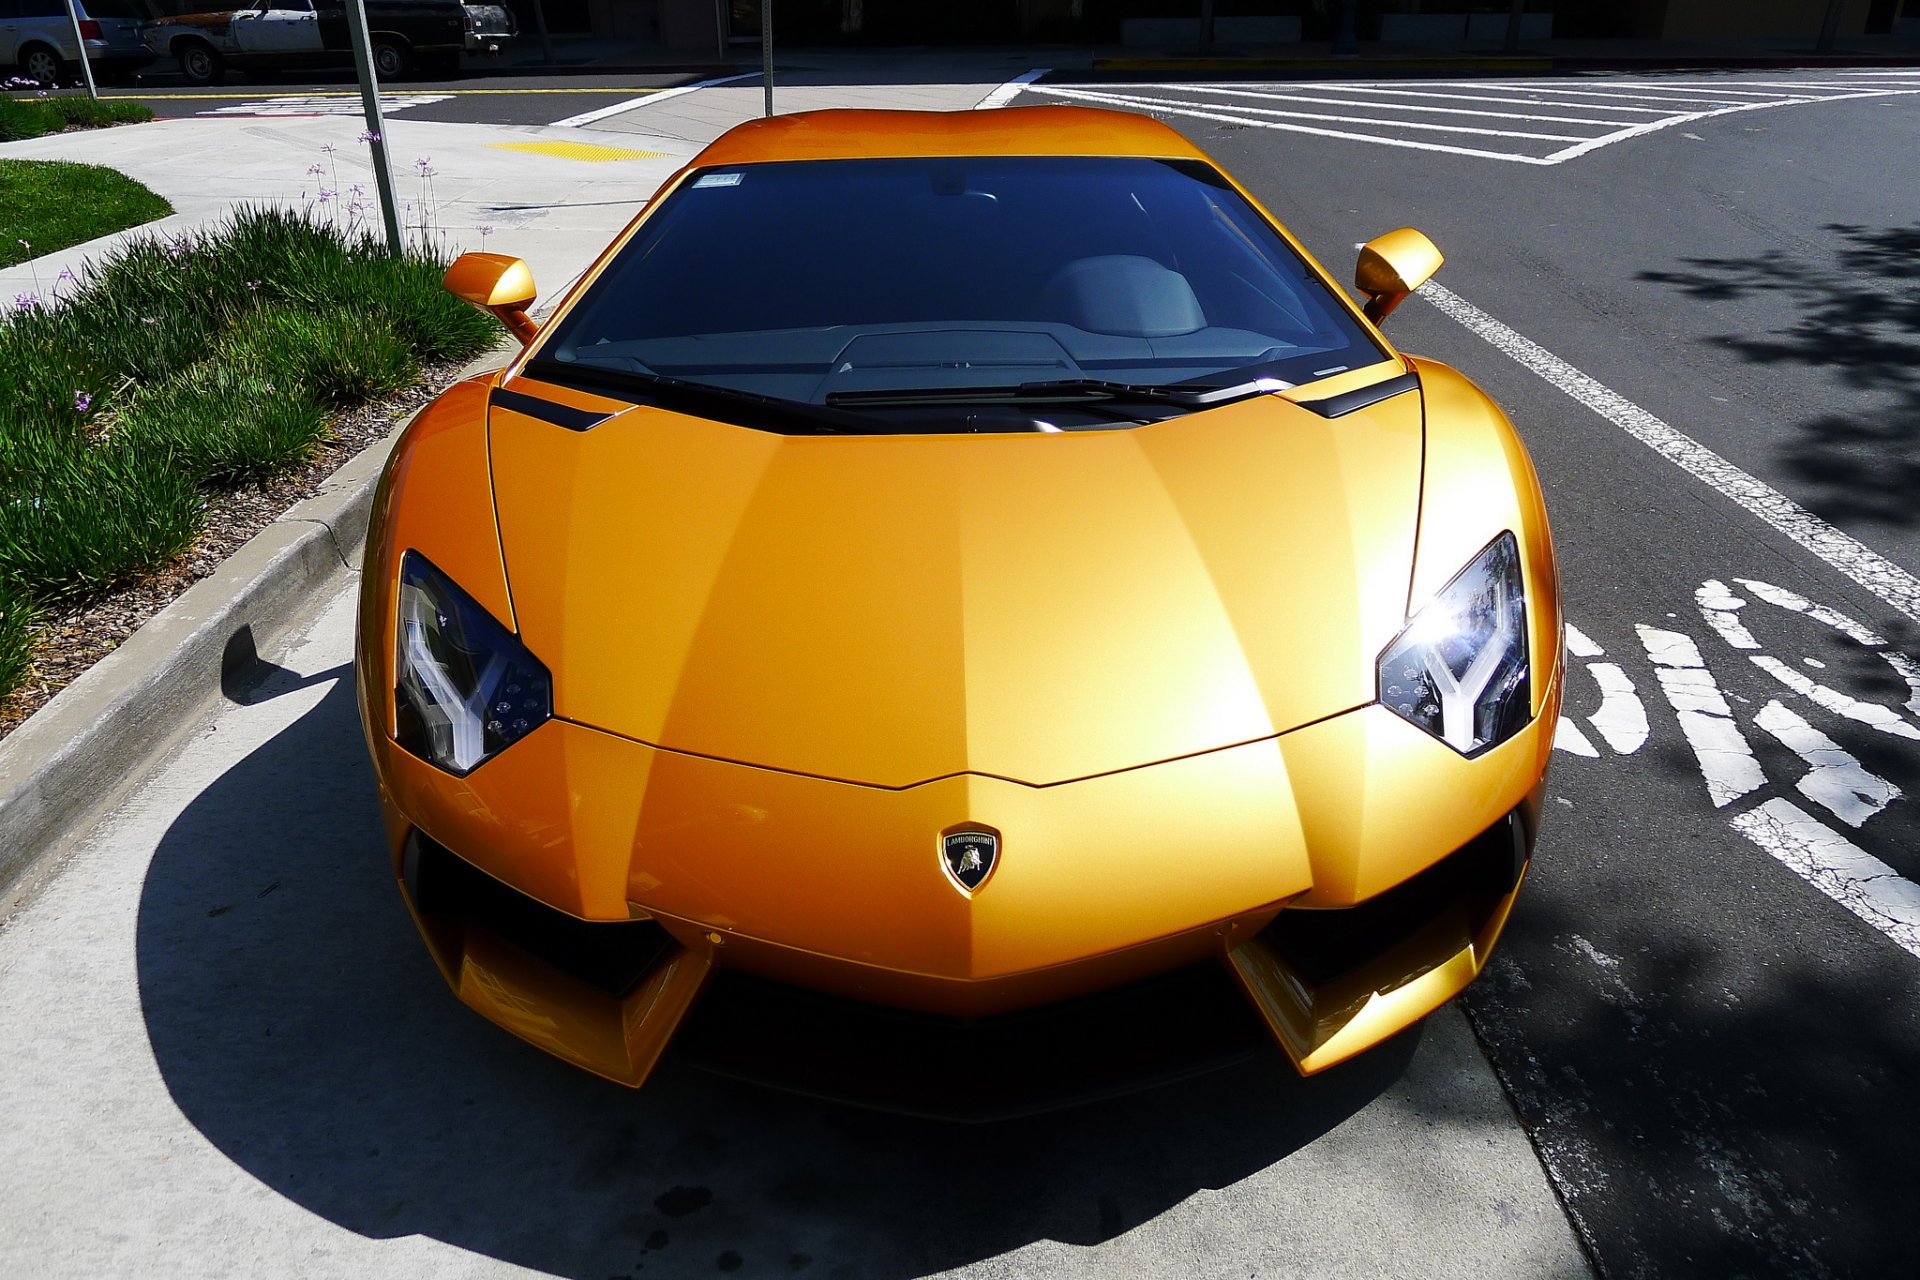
355 105 1561 1114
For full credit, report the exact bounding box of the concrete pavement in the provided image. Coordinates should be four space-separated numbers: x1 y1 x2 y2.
0 571 1590 1280
0 57 1592 1278
1 112 697 312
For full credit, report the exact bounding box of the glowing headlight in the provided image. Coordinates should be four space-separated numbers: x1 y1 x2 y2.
394 551 550 775
1378 532 1530 755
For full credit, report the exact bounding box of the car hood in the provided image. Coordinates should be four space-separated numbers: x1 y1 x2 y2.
488 381 1423 788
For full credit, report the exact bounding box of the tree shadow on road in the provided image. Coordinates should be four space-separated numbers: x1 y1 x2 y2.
1638 223 1920 533
1635 222 1920 533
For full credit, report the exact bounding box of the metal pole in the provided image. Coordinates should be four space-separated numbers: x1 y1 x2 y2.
1816 0 1846 52
343 0 404 257
762 0 774 117
1333 0 1357 56
62 0 98 98
528 0 554 66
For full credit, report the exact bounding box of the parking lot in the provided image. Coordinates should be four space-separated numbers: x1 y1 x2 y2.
3 57 1919 1279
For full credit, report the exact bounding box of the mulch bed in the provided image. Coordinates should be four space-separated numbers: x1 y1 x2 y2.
0 357 483 744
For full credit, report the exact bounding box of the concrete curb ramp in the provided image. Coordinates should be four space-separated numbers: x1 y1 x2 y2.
0 342 514 910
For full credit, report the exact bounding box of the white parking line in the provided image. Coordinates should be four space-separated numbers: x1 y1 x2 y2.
976 68 1049 109
1417 281 1920 621
1035 75 1920 165
1166 84 1629 126
551 73 757 128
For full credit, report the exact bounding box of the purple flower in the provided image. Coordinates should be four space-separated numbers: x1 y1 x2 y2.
478 224 495 237
13 293 41 311
73 391 91 413
358 130 381 144
320 143 337 155
56 268 73 283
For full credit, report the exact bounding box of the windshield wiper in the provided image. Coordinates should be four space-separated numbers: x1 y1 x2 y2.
824 375 1292 410
526 358 881 436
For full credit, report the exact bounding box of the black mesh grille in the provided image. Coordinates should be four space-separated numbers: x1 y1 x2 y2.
1261 812 1525 990
404 832 671 997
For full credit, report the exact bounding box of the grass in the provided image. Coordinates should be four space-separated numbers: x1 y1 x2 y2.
0 204 501 698
0 94 150 144
0 159 172 269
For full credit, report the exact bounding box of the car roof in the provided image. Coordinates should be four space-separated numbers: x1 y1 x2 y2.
688 105 1212 168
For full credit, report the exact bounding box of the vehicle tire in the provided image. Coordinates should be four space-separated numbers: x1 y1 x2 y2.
18 43 65 87
177 41 224 86
371 38 410 80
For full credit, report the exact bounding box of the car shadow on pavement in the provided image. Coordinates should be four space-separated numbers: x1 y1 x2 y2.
136 673 1420 1279
1637 222 1920 537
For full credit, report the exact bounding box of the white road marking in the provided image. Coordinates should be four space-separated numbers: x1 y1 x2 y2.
204 94 449 118
552 73 757 128
1696 579 1760 650
1307 83 1673 113
1554 717 1600 758
1564 622 1603 658
1737 577 1889 646
1639 626 1764 808
1751 656 1920 742
1034 75 1920 165
1418 281 1920 622
1029 84 1570 164
975 68 1049 110
1158 84 1629 127
1587 664 1650 756
1050 88 1597 141
1753 701 1901 828
1731 799 1920 961
1734 577 1920 721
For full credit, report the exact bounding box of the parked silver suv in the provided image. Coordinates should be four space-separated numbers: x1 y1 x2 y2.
0 0 150 85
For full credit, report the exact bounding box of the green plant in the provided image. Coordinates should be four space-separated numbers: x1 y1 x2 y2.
0 94 150 143
0 203 504 706
0 443 203 601
0 159 172 269
0 579 33 697
231 304 418 406
114 361 332 487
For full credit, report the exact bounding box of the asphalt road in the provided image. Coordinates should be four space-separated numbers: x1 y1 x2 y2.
1014 67 1920 1279
102 67 707 127
4 61 1919 1280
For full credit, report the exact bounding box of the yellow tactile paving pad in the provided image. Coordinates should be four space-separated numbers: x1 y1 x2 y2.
488 141 673 163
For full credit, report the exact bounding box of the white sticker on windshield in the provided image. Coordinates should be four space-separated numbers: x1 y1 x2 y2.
693 172 743 188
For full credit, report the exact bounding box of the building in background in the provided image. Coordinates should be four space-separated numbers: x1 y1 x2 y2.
504 1 1909 50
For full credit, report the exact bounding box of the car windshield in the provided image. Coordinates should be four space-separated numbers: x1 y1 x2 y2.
535 156 1386 431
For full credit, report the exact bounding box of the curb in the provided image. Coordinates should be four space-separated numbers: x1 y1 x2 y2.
0 339 515 911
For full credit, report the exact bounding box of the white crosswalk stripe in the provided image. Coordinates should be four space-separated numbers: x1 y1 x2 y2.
201 94 452 118
1029 73 1920 165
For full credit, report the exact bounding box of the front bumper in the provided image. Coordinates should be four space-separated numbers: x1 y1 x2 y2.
373 680 1557 1098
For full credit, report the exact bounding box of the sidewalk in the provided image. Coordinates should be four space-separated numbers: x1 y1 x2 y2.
0 114 698 313
10 27 1920 299
1 52 1060 304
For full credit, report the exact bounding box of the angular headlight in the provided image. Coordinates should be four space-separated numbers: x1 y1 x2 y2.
1377 532 1530 756
394 551 551 775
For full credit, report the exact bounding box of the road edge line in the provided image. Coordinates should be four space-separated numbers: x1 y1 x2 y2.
552 72 758 128
1417 280 1920 622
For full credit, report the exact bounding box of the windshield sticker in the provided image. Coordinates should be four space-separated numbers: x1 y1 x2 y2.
693 172 743 188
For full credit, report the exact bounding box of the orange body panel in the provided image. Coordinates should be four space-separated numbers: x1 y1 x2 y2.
488 381 1423 788
357 106 1563 1092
